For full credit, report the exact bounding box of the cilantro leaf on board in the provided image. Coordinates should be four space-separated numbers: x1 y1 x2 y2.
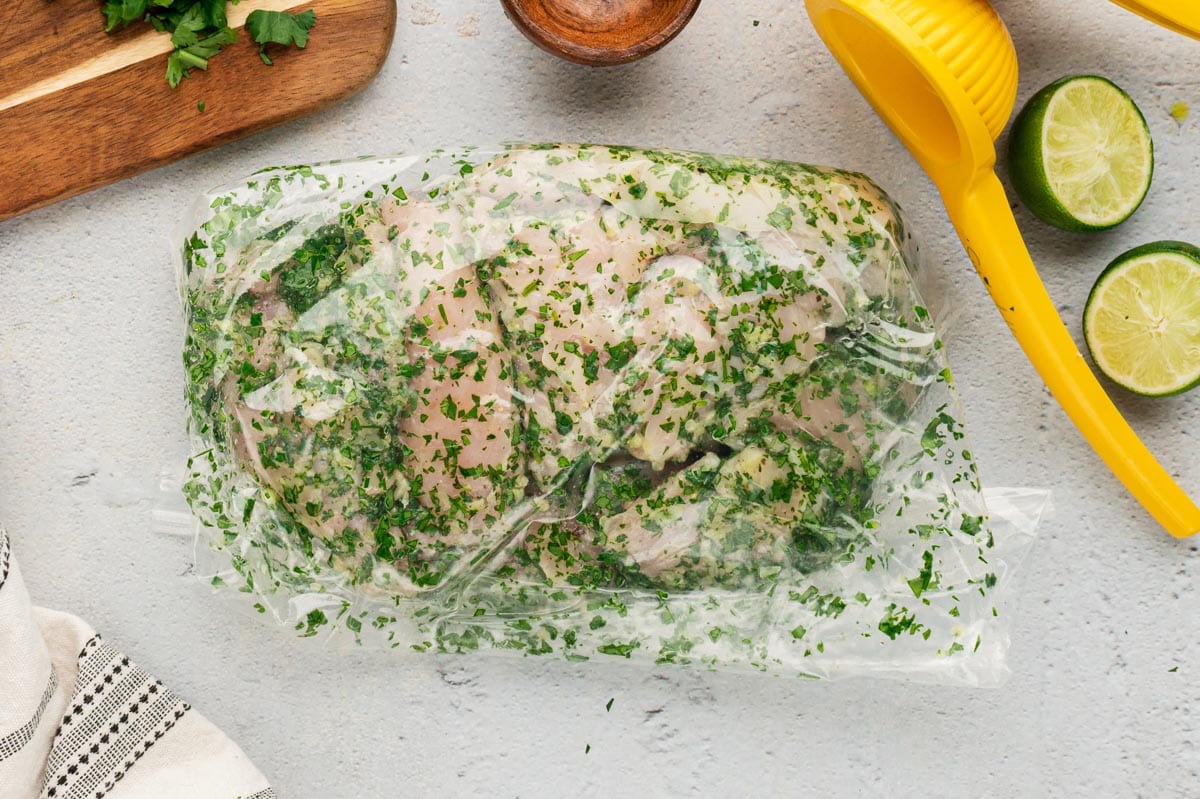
102 0 150 31
246 9 316 65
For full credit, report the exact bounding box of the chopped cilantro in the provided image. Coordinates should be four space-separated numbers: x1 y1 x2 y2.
766 203 794 231
99 0 317 87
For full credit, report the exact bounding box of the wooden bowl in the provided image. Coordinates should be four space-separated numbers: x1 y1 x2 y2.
501 0 702 66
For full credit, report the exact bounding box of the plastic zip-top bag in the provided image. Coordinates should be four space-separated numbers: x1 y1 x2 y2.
178 144 1046 683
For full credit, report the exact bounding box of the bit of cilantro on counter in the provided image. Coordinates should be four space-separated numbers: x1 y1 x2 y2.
99 0 317 87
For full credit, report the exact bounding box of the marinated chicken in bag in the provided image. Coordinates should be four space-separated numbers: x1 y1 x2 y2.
181 145 1041 681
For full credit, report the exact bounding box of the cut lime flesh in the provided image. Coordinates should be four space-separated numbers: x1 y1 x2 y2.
1008 75 1153 232
1084 242 1200 396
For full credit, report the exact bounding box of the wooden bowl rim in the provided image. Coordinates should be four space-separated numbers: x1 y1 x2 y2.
501 0 703 66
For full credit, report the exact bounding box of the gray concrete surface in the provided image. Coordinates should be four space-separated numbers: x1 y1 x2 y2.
3 0 1199 795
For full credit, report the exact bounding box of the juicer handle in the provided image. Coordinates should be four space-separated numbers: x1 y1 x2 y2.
1109 0 1200 40
947 172 1200 538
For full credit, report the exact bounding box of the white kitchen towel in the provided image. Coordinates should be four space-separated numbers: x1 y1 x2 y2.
0 529 274 799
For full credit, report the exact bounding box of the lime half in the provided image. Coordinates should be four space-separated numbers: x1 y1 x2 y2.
1084 242 1200 396
1008 75 1153 232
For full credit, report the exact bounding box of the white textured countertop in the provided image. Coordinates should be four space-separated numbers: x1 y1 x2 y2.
3 0 1199 795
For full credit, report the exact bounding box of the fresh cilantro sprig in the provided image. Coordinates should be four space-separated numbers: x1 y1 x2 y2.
99 0 317 88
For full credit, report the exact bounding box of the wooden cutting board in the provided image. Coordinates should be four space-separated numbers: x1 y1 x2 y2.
0 0 396 221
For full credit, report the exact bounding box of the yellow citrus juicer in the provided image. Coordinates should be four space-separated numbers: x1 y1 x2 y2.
1110 0 1200 38
803 0 1200 538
